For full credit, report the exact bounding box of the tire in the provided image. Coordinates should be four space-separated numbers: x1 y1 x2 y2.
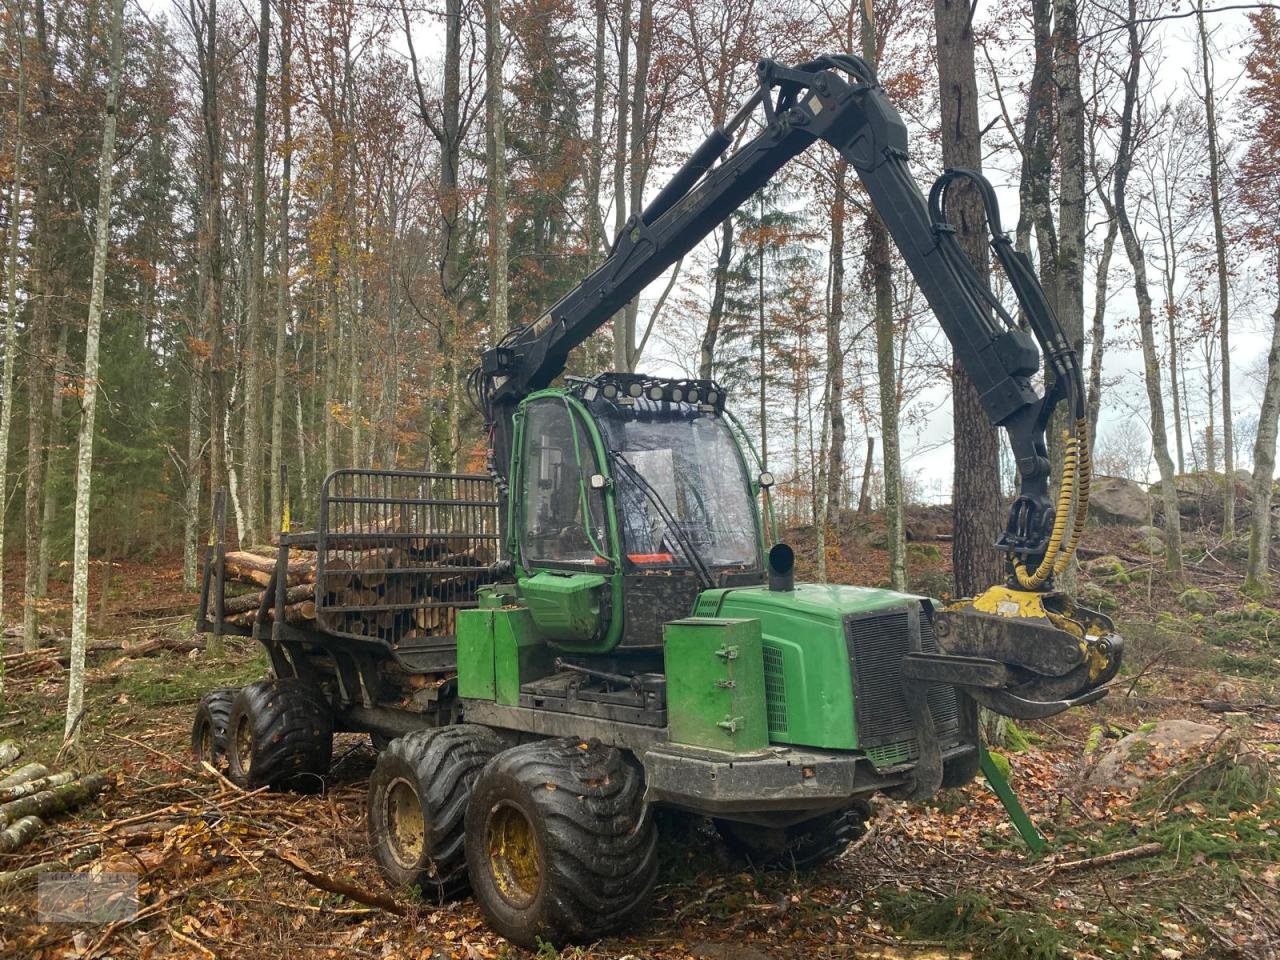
225 678 333 792
465 738 658 948
191 687 239 769
715 800 871 871
367 725 504 902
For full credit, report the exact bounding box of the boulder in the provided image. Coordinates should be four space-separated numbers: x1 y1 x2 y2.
1084 554 1130 584
1077 582 1118 613
1085 720 1224 791
1178 587 1215 613
1089 476 1150 525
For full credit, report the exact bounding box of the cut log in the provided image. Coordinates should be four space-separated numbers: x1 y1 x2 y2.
223 551 315 588
0 815 45 854
0 762 50 789
0 842 102 890
0 769 79 804
0 772 110 828
0 740 20 767
222 583 314 616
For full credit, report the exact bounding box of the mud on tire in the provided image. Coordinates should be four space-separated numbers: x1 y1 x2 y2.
225 679 333 792
465 738 658 948
191 687 239 769
367 725 504 902
715 799 871 870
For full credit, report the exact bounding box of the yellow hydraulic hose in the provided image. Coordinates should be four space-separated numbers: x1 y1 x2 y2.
1014 430 1078 589
1053 417 1091 576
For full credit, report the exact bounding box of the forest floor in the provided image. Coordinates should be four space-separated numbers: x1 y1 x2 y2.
1 517 1279 960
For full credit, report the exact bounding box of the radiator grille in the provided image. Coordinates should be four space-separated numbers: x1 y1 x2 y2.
847 606 960 769
762 643 788 735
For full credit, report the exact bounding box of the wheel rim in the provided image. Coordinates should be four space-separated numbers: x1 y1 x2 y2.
384 777 426 869
486 801 540 908
234 715 253 776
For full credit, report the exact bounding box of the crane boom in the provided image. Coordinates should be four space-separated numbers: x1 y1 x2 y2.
476 55 1084 580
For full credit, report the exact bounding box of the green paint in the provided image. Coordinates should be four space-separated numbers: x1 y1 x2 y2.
694 583 922 750
492 605 552 705
507 389 626 652
456 609 497 700
664 617 768 752
518 571 608 644
980 743 1046 853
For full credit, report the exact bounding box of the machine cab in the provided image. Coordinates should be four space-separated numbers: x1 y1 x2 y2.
509 375 768 652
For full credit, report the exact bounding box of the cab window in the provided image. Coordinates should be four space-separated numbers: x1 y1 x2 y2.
519 400 608 567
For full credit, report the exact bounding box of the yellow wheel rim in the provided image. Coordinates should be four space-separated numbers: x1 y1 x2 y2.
385 777 426 868
487 801 540 908
234 715 253 776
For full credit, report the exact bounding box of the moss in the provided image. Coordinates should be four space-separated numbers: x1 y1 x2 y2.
1078 582 1118 613
1178 587 1216 613
907 542 942 563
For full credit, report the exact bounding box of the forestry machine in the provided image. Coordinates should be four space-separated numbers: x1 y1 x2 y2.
193 54 1122 949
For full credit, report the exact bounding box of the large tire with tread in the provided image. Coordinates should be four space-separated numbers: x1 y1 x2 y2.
465 738 657 948
715 800 871 870
367 725 504 902
225 678 333 792
191 687 239 769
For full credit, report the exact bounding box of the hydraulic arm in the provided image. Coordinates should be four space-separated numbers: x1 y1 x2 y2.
474 54 1121 718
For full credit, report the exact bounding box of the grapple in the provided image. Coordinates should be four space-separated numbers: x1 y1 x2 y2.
932 586 1123 720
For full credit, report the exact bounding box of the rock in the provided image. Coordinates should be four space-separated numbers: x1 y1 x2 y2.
1178 587 1215 613
1132 524 1165 554
909 571 953 601
1211 681 1240 703
866 528 889 549
1084 554 1130 584
692 942 774 960
907 542 942 563
1089 476 1151 525
1085 720 1224 791
1136 524 1164 542
1077 582 1118 613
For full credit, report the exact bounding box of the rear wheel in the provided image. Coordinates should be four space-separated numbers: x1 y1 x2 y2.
225 679 333 792
367 725 503 901
191 688 239 769
465 738 657 948
715 800 871 870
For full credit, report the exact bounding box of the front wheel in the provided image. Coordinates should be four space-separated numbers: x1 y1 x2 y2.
715 800 871 870
191 687 239 769
367 725 503 902
465 738 658 949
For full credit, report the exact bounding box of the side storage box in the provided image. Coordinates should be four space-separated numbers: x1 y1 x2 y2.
663 617 768 752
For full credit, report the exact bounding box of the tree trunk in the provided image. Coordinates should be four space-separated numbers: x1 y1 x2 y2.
0 0 28 653
1196 1 1234 536
826 161 847 515
1245 252 1280 594
37 320 69 598
1087 216 1116 443
65 0 125 743
485 0 509 334
269 0 292 537
862 0 906 590
585 0 606 266
611 0 631 370
933 0 1003 597
1114 0 1182 580
700 221 733 380
241 0 270 546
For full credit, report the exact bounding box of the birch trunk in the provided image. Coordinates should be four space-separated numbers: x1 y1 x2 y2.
269 0 292 535
611 0 631 370
1245 253 1280 594
1114 0 1182 580
37 320 68 597
826 161 847 515
0 0 28 649
65 0 125 742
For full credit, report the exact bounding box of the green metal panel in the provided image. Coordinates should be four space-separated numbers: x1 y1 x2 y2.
518 571 608 644
456 609 496 700
664 617 768 752
493 606 553 705
694 583 922 750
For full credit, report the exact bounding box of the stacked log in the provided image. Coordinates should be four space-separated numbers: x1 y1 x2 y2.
0 748 111 859
216 538 494 644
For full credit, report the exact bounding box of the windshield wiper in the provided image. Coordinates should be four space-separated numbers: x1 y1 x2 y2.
610 452 715 591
